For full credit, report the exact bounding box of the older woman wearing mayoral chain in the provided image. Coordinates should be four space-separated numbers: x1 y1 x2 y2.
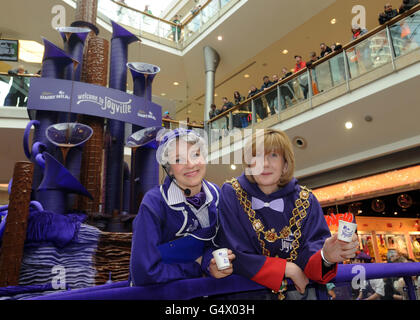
215 129 358 299
129 128 235 286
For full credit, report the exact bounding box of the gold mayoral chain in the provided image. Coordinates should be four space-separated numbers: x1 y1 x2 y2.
228 178 312 300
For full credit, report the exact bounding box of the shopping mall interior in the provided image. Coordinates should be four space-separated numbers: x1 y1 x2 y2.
0 0 419 301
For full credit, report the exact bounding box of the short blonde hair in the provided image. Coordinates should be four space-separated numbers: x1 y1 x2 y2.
243 129 295 187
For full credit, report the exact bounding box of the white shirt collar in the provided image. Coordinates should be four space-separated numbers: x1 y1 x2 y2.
166 180 213 207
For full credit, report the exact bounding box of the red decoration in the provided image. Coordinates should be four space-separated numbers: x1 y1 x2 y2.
324 212 354 227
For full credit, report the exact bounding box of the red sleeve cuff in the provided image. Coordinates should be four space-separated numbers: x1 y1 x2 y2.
251 257 287 291
304 250 337 284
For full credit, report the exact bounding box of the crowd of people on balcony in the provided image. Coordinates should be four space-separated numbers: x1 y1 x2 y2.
207 0 419 131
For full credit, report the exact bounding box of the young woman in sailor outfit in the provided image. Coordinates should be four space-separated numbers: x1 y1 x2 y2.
215 129 359 299
129 128 235 286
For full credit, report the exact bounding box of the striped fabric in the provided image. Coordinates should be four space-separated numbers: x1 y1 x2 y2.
0 223 101 300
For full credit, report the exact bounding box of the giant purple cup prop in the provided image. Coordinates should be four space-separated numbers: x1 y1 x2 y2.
125 126 162 214
57 27 90 82
45 122 93 163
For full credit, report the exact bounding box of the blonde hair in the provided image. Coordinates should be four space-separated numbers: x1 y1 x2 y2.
243 129 295 187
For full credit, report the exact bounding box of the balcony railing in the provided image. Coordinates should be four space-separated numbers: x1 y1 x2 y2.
207 4 420 144
0 72 40 107
96 0 240 49
162 118 204 130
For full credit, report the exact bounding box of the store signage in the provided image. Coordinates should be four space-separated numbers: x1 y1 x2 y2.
325 212 354 227
27 77 162 127
0 39 19 62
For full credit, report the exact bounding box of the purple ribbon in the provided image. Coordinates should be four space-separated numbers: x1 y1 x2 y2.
251 197 284 212
186 191 206 209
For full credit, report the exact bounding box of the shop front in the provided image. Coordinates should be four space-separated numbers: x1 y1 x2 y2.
313 165 420 263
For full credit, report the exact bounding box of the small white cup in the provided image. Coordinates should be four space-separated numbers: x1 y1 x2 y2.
212 248 230 270
338 220 357 243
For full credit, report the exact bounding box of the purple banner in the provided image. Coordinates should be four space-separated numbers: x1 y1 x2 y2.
27 78 162 127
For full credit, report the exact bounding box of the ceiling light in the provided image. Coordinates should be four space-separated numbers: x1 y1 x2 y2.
282 49 288 54
173 82 179 86
345 121 353 129
161 93 166 96
293 136 307 149
217 35 223 41
19 40 44 64
230 164 236 170
331 18 337 24
244 74 250 78
394 211 398 215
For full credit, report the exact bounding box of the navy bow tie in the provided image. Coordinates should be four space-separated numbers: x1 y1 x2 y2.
186 191 206 209
251 197 284 212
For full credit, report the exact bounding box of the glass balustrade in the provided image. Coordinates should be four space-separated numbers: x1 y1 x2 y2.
98 0 179 45
346 29 393 78
201 0 219 25
260 88 277 118
220 0 232 8
209 115 229 143
312 52 347 93
96 0 240 47
0 73 34 107
278 76 299 111
390 10 420 57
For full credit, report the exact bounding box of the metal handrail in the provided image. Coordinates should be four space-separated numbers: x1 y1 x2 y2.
110 0 178 27
0 72 40 78
180 0 214 26
162 118 204 128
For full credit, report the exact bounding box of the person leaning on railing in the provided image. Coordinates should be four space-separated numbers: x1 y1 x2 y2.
399 0 419 14
247 85 266 121
171 15 182 41
279 67 294 110
305 52 320 95
320 43 333 58
129 129 236 286
233 91 249 128
208 103 220 119
214 129 359 300
293 55 309 100
379 3 399 25
260 76 276 116
4 65 28 107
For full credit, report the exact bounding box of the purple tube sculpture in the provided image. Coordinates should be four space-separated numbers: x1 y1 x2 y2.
104 21 139 216
57 27 90 82
31 38 78 201
56 28 91 209
122 162 130 214
127 62 160 214
57 27 91 123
